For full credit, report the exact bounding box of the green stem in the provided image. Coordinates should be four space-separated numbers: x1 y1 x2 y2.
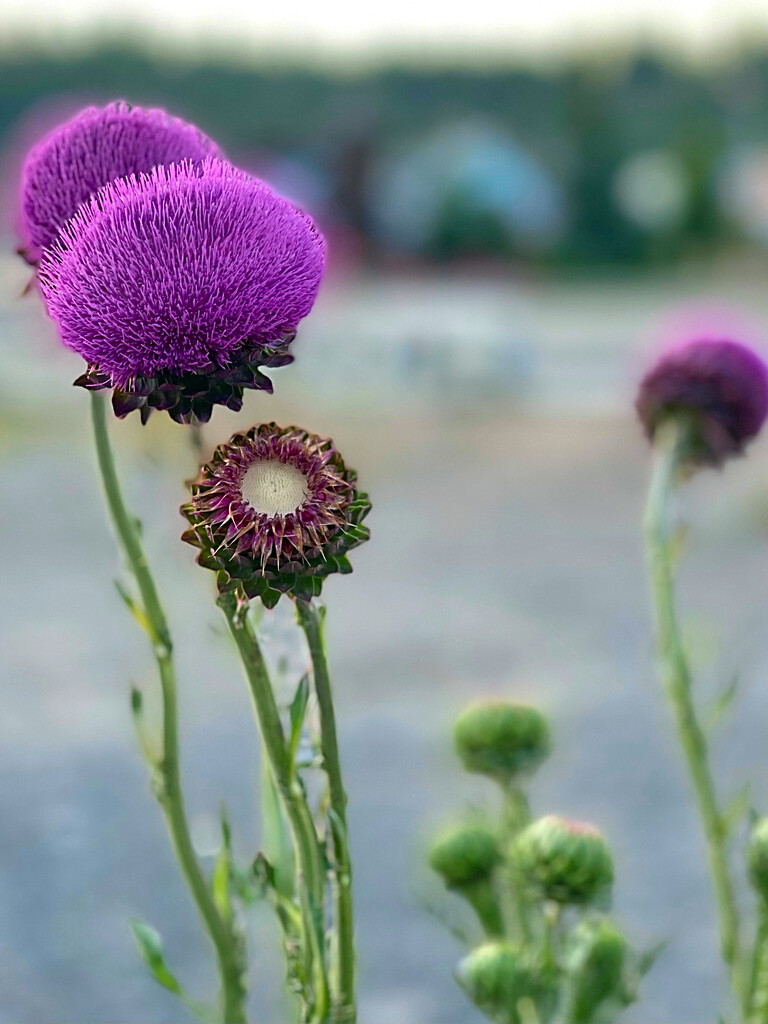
460 879 505 937
89 392 246 1024
643 419 742 1005
748 900 768 1021
502 784 533 944
218 590 329 1023
296 599 356 1024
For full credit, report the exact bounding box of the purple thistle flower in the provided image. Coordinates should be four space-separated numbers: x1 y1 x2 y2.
18 100 220 264
39 159 326 423
636 338 768 467
181 423 370 607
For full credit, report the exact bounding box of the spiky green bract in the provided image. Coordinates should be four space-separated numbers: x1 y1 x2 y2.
181 423 371 607
454 702 550 784
565 917 628 1023
457 942 550 1024
429 823 500 888
510 816 613 907
747 819 768 899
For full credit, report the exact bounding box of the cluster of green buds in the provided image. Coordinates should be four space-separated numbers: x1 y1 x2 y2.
429 699 652 1024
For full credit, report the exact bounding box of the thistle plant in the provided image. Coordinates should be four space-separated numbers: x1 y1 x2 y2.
637 336 768 1018
429 700 653 1024
20 98 365 1024
184 423 371 1021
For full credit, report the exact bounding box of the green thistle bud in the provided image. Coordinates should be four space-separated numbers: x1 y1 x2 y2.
453 702 550 784
510 815 613 906
429 824 504 936
565 918 628 1023
747 818 768 899
429 824 500 887
457 942 545 1024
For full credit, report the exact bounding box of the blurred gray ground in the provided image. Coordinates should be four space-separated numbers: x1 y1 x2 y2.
3 263 768 1022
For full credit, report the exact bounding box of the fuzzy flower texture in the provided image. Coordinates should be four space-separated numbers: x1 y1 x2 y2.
636 338 768 468
39 158 326 422
182 423 371 606
19 101 219 264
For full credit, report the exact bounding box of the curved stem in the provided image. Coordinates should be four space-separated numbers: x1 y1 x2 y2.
218 590 329 1023
89 393 246 1023
643 420 742 1005
296 599 356 1024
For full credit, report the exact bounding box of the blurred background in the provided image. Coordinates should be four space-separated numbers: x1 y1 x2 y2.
3 1 768 1021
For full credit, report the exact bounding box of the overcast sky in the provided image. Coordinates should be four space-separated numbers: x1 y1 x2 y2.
1 0 767 62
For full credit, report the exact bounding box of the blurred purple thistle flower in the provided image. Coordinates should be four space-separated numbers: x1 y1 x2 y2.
39 160 326 423
636 338 768 467
181 423 371 607
18 100 220 264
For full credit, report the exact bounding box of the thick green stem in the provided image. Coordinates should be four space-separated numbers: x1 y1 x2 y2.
296 599 356 1024
502 784 533 944
90 392 246 1024
218 590 329 1023
748 901 768 1021
643 420 742 1005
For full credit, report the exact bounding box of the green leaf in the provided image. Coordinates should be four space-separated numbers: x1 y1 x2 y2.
211 807 233 924
288 674 311 770
130 686 143 718
705 675 739 732
130 919 182 995
635 940 667 979
259 749 294 898
114 579 151 634
723 784 751 837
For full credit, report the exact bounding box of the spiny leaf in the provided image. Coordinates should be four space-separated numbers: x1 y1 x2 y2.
130 919 182 995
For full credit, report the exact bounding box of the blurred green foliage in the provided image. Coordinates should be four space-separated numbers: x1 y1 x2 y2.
4 42 768 266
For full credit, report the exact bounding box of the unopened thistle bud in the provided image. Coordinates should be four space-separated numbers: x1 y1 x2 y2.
457 942 545 1024
509 815 613 906
429 823 500 888
430 823 504 936
181 423 371 607
747 818 768 900
565 918 628 1024
453 702 550 784
636 338 768 468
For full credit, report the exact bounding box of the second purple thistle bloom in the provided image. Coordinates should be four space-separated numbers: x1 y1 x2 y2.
636 338 768 467
39 159 326 423
18 100 221 265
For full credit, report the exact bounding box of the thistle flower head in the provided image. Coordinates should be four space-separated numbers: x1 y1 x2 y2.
39 159 326 423
19 100 219 263
747 818 768 900
429 823 501 888
509 815 613 906
181 423 370 607
636 338 768 467
457 942 547 1024
453 702 550 784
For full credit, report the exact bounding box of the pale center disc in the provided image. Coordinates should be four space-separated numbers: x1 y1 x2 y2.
241 459 309 517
